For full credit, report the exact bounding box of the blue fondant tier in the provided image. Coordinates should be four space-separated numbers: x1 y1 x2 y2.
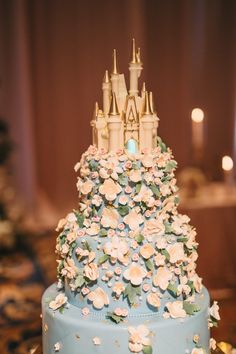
42 284 210 354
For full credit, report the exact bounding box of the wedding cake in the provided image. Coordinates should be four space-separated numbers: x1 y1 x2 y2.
42 40 220 354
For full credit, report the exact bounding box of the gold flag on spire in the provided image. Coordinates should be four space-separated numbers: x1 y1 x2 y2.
130 38 137 64
112 49 118 75
109 92 119 115
143 91 151 115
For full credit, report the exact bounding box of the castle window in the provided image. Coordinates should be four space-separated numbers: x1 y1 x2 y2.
126 138 138 154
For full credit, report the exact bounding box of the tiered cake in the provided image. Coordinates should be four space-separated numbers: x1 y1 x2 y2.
42 40 220 354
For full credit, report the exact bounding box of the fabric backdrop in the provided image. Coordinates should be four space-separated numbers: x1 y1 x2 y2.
0 0 236 225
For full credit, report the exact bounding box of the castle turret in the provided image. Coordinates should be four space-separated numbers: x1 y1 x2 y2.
140 91 154 151
129 39 143 96
111 49 119 97
107 92 123 151
150 91 159 148
102 70 111 116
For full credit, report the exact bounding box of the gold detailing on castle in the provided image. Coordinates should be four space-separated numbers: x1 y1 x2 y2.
109 92 119 116
91 40 159 152
112 49 118 75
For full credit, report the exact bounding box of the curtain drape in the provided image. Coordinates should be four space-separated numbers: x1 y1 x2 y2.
0 0 236 227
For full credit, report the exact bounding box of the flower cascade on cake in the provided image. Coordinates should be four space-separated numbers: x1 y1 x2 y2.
47 40 220 354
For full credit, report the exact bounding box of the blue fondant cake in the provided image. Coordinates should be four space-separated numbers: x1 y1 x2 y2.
42 40 220 354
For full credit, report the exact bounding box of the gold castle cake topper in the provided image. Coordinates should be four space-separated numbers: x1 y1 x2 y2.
91 39 159 153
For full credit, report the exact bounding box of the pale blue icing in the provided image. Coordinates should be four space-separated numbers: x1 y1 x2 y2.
42 284 210 354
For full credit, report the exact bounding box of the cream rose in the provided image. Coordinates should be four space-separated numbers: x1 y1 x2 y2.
80 180 94 195
49 293 67 311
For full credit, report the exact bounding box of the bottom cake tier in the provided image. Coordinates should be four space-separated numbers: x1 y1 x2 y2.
42 284 210 354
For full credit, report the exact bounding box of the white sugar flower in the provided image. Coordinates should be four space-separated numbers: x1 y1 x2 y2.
209 301 220 320
103 236 129 264
99 178 122 201
124 210 144 230
49 293 67 311
123 263 147 286
87 287 109 309
165 301 187 319
101 207 119 229
153 267 172 290
128 325 151 353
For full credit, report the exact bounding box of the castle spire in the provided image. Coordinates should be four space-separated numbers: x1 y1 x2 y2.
149 91 154 113
112 49 118 75
136 47 141 63
142 91 151 115
109 92 119 115
130 38 137 64
103 70 110 83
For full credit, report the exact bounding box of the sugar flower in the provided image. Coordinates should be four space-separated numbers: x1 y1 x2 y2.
112 282 125 297
84 263 99 281
143 219 165 237
165 301 187 319
80 180 94 195
49 293 67 311
123 262 147 286
154 253 165 266
118 195 128 205
61 258 77 279
128 325 151 353
153 267 172 291
91 195 103 207
124 210 144 230
141 155 153 168
103 236 129 264
129 170 142 183
209 301 220 321
133 185 153 204
56 218 67 231
93 337 101 345
87 287 109 309
54 342 61 352
167 243 185 264
99 178 122 201
147 293 161 309
209 338 217 350
101 207 119 229
191 349 205 354
140 243 155 260
114 307 128 317
67 231 77 244
81 307 90 316
86 223 100 236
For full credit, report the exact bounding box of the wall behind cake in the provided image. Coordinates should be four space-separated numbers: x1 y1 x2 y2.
0 0 236 222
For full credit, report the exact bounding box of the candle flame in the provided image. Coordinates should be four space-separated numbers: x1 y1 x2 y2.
222 155 234 171
191 108 204 123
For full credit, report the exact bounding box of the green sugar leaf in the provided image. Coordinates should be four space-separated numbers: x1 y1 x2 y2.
118 175 127 186
143 345 153 354
167 283 178 298
157 136 167 153
135 234 144 245
145 259 154 272
83 241 92 252
124 283 141 305
98 254 109 265
177 237 188 243
161 249 170 262
118 205 129 216
174 196 180 205
165 160 177 172
99 229 108 237
88 160 98 171
75 275 85 288
164 221 172 234
149 184 160 197
183 301 200 315
106 312 124 324
135 182 142 194
76 213 85 228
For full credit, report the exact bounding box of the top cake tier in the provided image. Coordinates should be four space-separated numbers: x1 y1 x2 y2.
91 39 159 153
54 41 203 320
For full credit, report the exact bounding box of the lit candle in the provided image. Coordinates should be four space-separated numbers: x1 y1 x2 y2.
191 108 204 164
222 155 234 185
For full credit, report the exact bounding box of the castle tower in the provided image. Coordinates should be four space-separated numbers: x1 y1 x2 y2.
107 92 123 151
149 91 159 147
111 49 119 97
140 91 154 151
129 39 143 96
102 70 111 116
